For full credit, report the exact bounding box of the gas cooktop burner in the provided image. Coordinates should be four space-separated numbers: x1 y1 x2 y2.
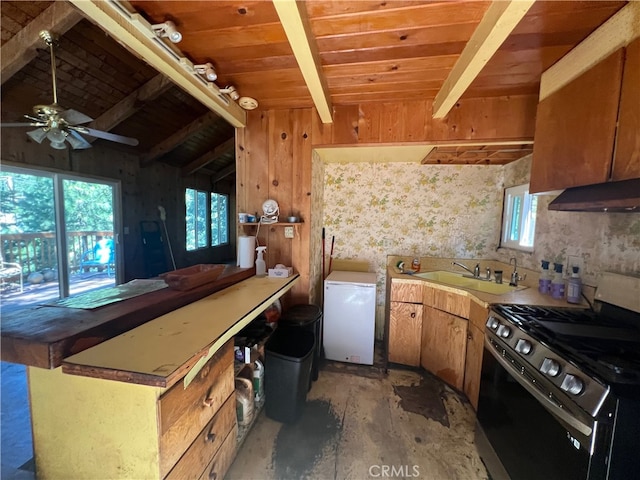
492 304 640 386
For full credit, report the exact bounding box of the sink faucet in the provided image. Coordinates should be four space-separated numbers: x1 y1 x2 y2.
452 261 480 278
509 257 519 286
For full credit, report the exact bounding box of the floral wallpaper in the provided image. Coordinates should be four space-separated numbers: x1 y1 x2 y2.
499 155 640 286
322 162 504 335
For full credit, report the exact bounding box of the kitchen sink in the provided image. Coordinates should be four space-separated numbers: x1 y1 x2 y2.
413 270 526 295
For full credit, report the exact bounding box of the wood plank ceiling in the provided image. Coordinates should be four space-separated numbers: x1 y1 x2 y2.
0 0 627 173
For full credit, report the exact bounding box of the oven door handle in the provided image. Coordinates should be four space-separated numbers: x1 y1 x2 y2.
485 338 593 438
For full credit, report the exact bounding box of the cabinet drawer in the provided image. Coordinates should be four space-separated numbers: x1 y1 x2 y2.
198 427 238 480
159 341 235 476
165 393 237 480
432 289 470 318
390 282 422 303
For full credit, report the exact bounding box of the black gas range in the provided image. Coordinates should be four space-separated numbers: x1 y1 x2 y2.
476 274 640 480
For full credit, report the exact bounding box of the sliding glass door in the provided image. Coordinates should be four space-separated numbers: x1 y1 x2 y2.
0 165 121 309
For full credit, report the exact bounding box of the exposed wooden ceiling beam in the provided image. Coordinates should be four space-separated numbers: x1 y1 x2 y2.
540 1 640 100
1 2 83 84
211 162 237 183
432 0 535 119
68 0 246 128
182 137 235 177
273 0 333 124
88 74 173 142
140 111 220 166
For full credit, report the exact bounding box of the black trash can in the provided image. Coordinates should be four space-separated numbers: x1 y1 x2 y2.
279 304 322 386
265 328 315 423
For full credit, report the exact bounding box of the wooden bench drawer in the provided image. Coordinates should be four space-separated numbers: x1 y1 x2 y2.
198 427 238 480
159 341 235 477
165 393 237 480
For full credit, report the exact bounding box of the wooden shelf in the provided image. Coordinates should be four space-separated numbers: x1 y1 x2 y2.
240 222 303 227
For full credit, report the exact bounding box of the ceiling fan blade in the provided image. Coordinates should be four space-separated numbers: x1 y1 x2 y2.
26 128 48 144
61 109 93 125
67 130 92 150
75 127 139 146
1 122 47 127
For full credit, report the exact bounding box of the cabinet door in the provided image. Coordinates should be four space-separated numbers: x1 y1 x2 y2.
463 323 484 411
612 38 640 181
421 306 467 390
388 301 423 366
530 49 624 193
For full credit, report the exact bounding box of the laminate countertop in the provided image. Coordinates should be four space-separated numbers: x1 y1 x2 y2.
61 274 299 388
387 266 588 309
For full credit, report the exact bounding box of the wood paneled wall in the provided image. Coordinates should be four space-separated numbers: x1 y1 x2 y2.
236 95 536 303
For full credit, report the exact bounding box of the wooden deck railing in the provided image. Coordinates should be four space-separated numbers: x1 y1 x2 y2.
1 231 114 276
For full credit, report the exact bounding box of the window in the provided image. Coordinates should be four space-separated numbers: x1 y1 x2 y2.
500 184 538 251
185 188 229 251
211 193 229 247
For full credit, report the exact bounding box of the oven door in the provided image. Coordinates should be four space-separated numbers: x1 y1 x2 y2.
477 336 599 480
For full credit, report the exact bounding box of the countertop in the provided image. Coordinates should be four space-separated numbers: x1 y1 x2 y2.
61 274 299 388
1 266 256 369
387 266 588 309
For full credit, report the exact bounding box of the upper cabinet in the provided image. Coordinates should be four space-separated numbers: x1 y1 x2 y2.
612 38 640 181
530 38 640 193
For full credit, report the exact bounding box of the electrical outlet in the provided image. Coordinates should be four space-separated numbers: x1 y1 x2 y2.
284 226 294 238
565 255 583 278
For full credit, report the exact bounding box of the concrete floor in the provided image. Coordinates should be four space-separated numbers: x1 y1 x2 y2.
1 360 488 480
227 364 488 480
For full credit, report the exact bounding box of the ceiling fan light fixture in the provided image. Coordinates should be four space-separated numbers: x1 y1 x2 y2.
50 140 67 150
46 127 66 144
152 21 182 43
194 63 217 82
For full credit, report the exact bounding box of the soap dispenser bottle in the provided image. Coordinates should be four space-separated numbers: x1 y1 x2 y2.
255 246 267 276
550 262 565 300
566 266 582 304
539 260 551 294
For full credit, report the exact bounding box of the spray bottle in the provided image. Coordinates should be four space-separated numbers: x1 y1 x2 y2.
550 263 565 300
539 260 551 294
566 266 582 304
255 246 267 276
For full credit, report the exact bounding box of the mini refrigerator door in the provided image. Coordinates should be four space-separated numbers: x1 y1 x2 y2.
323 271 377 365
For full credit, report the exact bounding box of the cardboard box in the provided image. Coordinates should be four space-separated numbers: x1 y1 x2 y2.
268 267 293 278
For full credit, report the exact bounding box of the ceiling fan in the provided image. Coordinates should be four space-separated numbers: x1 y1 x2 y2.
0 30 139 150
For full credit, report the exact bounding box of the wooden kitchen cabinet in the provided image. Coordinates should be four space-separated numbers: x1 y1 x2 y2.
530 49 624 193
389 301 423 366
388 281 424 366
612 38 640 181
421 305 467 390
463 302 489 410
29 341 236 480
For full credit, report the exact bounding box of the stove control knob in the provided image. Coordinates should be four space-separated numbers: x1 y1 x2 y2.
496 325 511 338
515 339 532 355
560 374 584 395
540 358 561 377
486 316 499 330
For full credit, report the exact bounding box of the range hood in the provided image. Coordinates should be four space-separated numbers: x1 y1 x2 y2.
548 178 640 212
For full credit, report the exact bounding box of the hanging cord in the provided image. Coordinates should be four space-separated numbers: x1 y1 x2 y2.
158 206 176 270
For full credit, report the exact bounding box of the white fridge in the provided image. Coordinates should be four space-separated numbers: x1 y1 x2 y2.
323 270 377 365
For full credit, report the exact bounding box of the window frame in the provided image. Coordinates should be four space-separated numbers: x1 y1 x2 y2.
210 192 229 247
185 188 229 251
500 183 537 252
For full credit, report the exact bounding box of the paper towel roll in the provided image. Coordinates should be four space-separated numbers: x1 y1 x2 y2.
237 235 256 268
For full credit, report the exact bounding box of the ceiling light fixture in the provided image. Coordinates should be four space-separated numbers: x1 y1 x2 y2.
193 63 217 82
151 21 182 43
219 85 240 101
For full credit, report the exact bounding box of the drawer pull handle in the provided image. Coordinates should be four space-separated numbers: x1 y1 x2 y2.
410 312 416 318
209 464 218 480
207 432 217 443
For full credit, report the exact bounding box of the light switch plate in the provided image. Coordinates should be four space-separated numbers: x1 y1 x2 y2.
284 226 294 238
